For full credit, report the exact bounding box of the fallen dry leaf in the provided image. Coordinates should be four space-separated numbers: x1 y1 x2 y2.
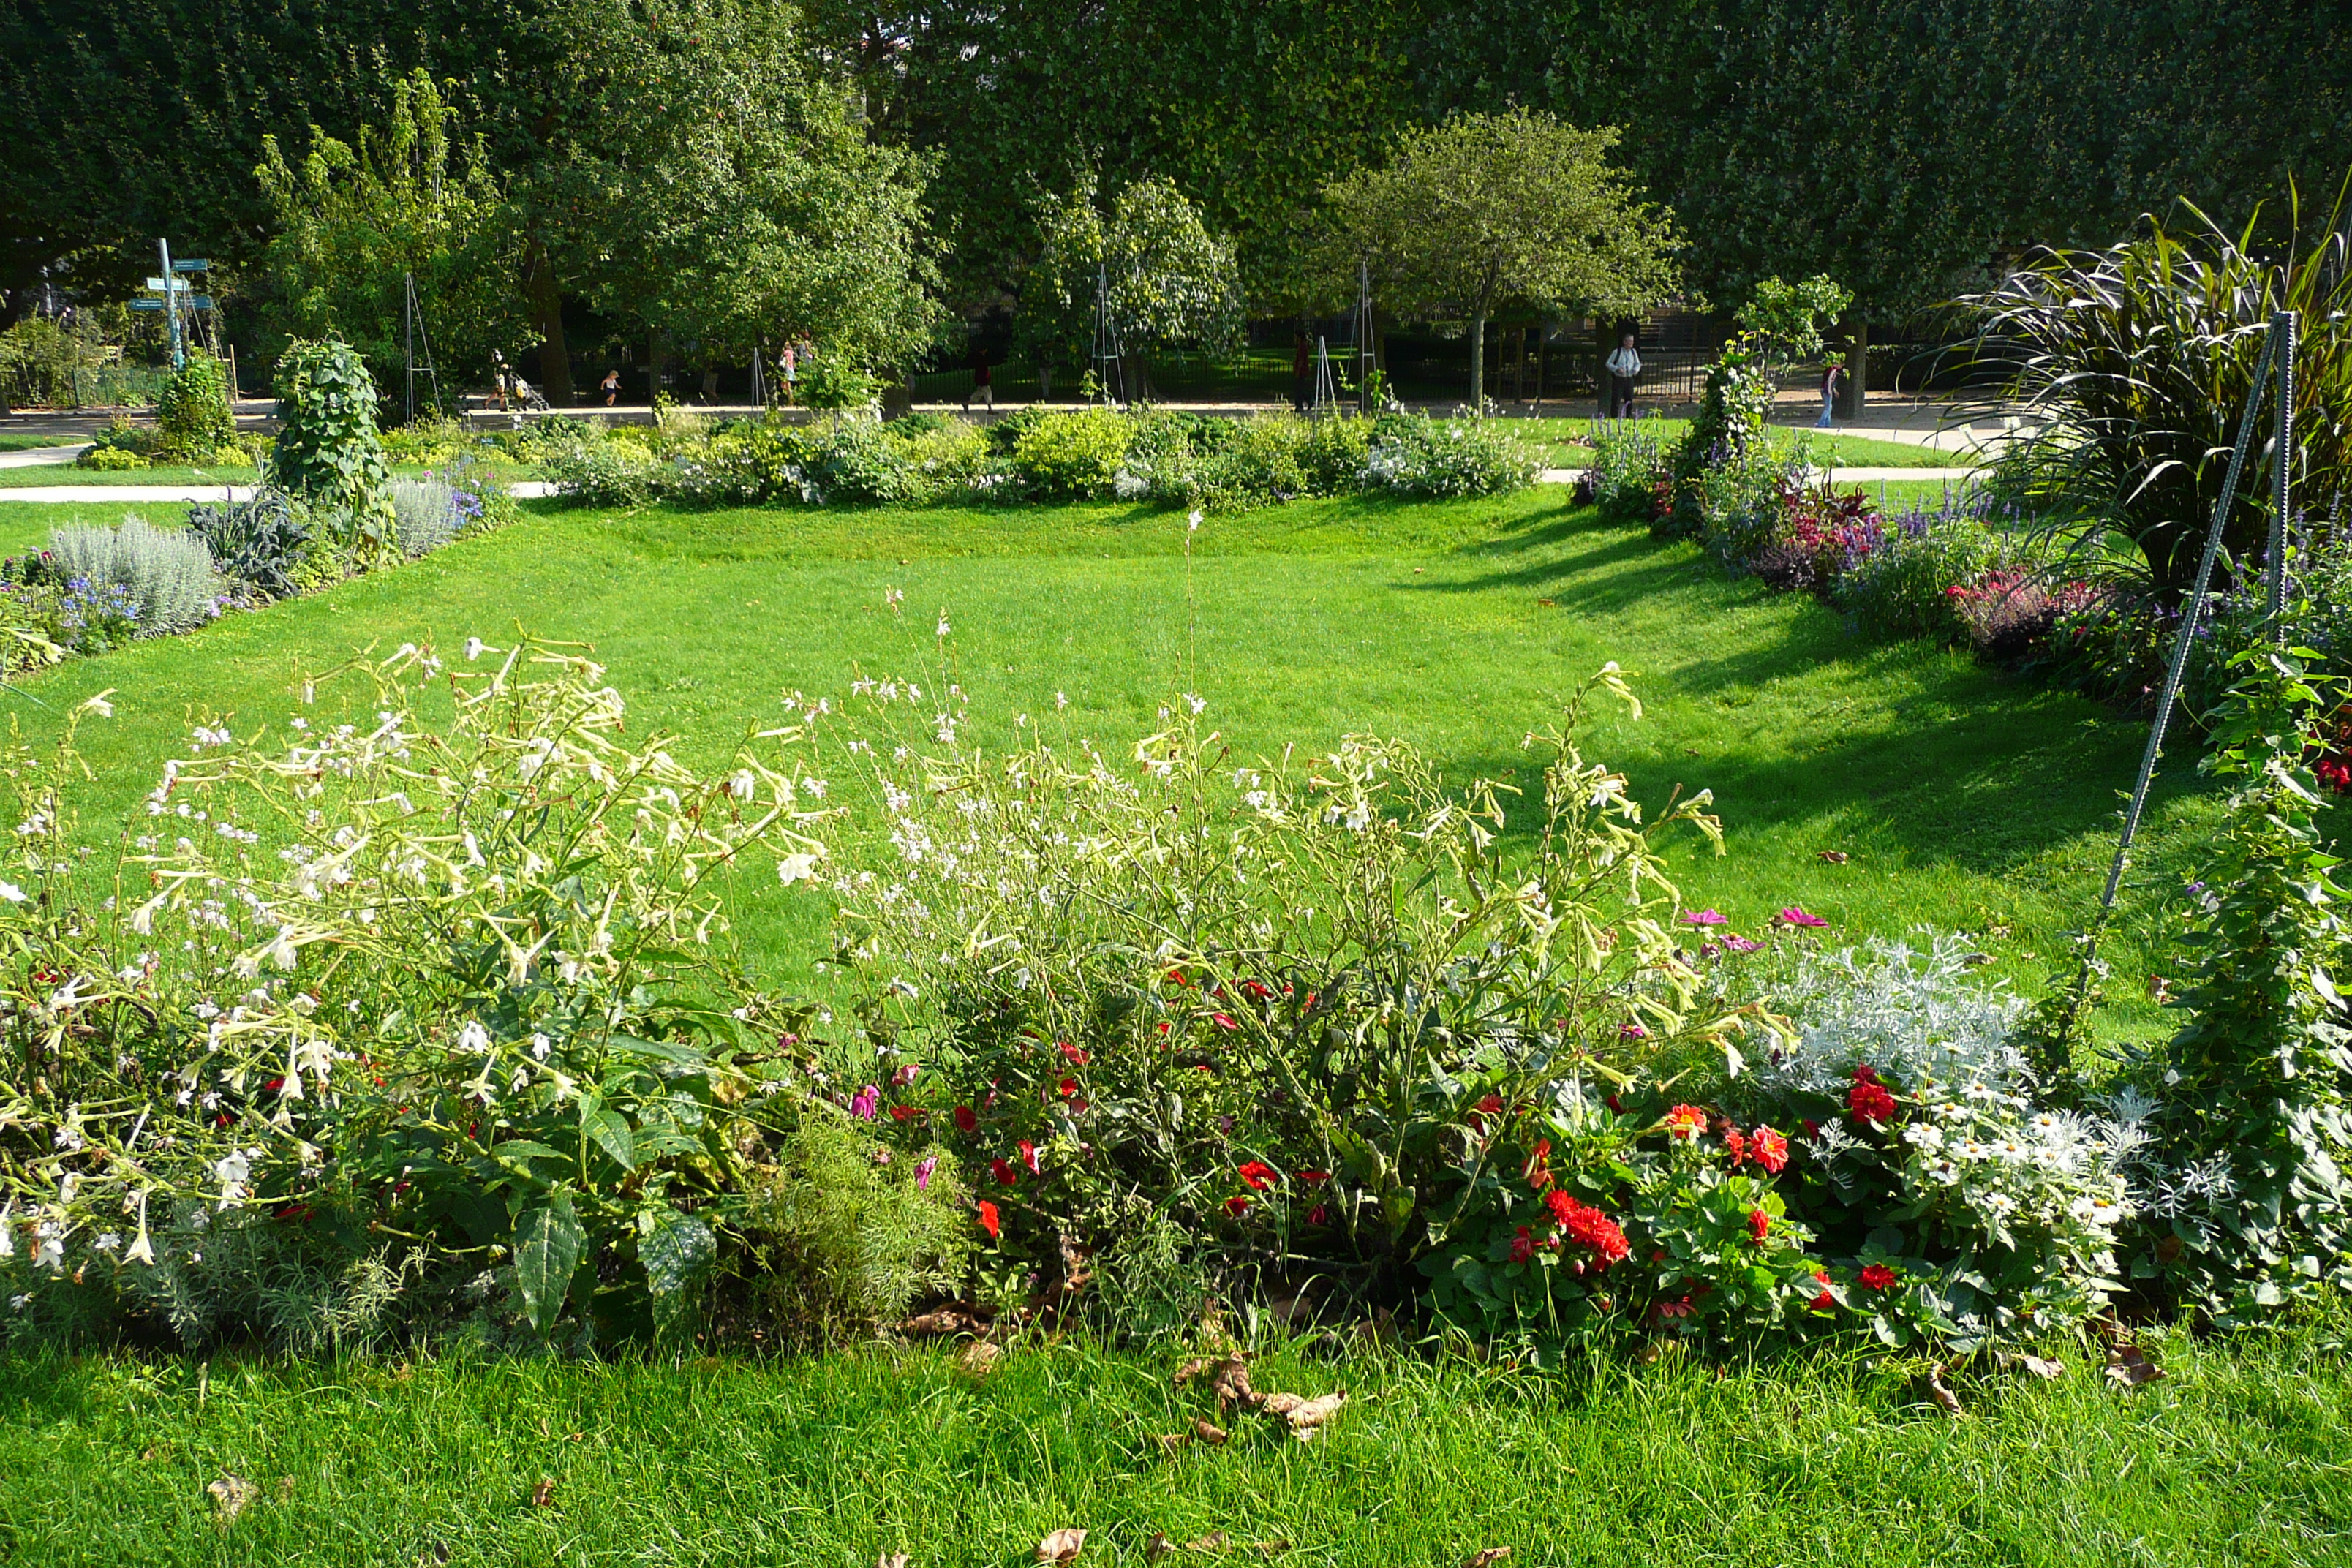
1147 1534 1175 1562
902 1304 993 1338
1534 596 1553 606
1463 1550 1512 1568
1924 1367 1964 1417
1191 1417 1229 1445
1153 1433 1192 1458
2016 1354 2064 1381
878 1555 911 1568
207 1474 257 1523
1186 1532 1231 1551
530 1477 557 1507
1173 1354 1257 1414
1037 1528 1088 1563
2106 1345 2165 1389
1258 1391 1346 1431
1817 849 1850 864
956 1341 1003 1376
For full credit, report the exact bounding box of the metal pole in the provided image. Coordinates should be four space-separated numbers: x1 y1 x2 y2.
158 238 184 372
2096 318 2285 917
404 271 417 423
2265 309 2298 636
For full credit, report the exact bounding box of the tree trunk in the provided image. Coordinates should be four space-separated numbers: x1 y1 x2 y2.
1839 311 1868 421
525 242 573 408
1469 312 1486 415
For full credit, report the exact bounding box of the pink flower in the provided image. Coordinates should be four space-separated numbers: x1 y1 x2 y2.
1211 1012 1240 1032
851 1084 880 1120
1681 908 1728 927
914 1156 938 1191
1620 1021 1649 1039
890 1063 921 1088
1722 934 1763 952
1776 907 1828 929
1019 1139 1041 1174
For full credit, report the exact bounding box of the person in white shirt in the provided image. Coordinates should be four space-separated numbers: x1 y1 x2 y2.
1605 333 1641 418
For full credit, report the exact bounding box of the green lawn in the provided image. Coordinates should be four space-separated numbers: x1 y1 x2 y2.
3 486 2207 1041
0 431 85 453
1 486 2325 1564
3 1312 2345 1566
1497 418 1978 472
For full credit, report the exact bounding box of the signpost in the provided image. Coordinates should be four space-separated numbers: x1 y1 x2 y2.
146 244 213 370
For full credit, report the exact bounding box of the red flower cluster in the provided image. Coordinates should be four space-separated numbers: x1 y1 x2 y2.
1662 1104 1708 1140
1058 1041 1089 1065
1521 1139 1555 1190
1225 1194 1251 1216
977 1200 1001 1240
1509 1226 1536 1263
1544 1190 1631 1264
990 1158 1019 1186
953 1104 979 1132
1847 1064 1896 1124
1859 1262 1898 1292
1237 1160 1277 1191
1809 1268 1834 1311
1722 1122 1790 1174
1746 1207 1770 1243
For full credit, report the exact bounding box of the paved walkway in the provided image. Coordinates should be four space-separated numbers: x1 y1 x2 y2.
0 444 88 469
0 472 1982 506
0 480 559 503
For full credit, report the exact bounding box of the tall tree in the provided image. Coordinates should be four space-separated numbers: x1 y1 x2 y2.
255 70 528 412
1322 110 1678 407
1017 175 1241 391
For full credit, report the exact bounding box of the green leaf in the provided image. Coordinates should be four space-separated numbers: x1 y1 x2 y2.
641 1208 715 1300
513 1190 585 1334
584 1109 636 1170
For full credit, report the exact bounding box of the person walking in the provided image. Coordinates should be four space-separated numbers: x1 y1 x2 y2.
781 343 798 404
1816 358 1842 427
599 368 620 407
962 341 993 412
1604 332 1641 419
491 348 511 412
1292 331 1313 413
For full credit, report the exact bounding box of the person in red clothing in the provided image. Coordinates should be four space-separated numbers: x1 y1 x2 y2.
1291 331 1313 412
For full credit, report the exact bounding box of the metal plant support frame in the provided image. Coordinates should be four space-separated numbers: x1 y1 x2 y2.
2094 309 2298 923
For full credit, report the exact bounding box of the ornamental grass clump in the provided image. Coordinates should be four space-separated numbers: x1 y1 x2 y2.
0 638 843 1347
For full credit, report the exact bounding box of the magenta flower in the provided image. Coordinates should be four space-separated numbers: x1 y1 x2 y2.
1621 1022 1649 1039
851 1083 881 1120
914 1156 938 1191
1776 907 1828 929
1681 909 1728 927
891 1062 921 1088
1723 933 1763 951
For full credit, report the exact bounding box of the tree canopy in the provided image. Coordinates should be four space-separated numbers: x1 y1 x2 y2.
1017 176 1242 378
1322 111 1678 404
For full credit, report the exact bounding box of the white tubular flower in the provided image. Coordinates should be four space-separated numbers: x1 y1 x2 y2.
456 1019 493 1055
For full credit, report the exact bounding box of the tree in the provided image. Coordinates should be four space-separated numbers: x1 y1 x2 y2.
1735 274 1854 369
1016 174 1241 393
255 70 527 414
1322 109 1678 409
519 0 939 388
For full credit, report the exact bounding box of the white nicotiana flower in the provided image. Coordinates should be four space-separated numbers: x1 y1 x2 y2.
456 1019 493 1055
530 1033 551 1060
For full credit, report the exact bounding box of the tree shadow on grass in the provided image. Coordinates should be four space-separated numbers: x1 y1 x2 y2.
1428 693 2198 882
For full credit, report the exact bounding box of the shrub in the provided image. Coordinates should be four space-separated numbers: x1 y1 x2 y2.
1360 412 1538 497
74 444 148 472
268 338 395 551
799 358 881 412
544 440 659 506
892 416 990 505
1012 408 1131 500
734 1112 970 1346
831 666 1787 1343
47 515 219 635
0 640 841 1344
186 489 312 599
1727 937 2137 1346
380 412 472 467
1692 443 1810 571
386 475 461 556
154 354 238 460
1586 414 1673 525
2130 650 2352 1319
1834 497 2011 641
804 417 914 505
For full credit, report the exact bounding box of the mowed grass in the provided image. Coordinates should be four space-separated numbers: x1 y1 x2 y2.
1 1312 2346 1567
2 483 2207 1040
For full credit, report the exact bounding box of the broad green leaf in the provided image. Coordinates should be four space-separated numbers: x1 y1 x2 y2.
585 1109 636 1170
512 1190 584 1334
